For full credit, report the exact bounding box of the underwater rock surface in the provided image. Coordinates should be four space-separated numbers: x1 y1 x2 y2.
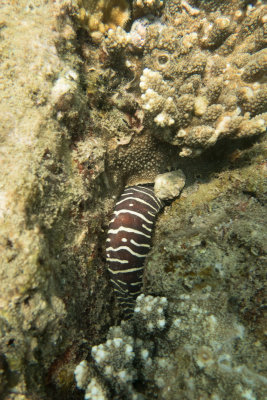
0 0 266 399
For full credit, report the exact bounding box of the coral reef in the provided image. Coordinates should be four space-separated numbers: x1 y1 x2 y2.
75 294 169 399
76 287 267 399
0 0 266 399
132 0 164 18
97 0 267 181
138 0 267 157
67 0 131 41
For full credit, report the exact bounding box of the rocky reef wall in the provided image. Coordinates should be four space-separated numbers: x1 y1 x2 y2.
0 0 266 399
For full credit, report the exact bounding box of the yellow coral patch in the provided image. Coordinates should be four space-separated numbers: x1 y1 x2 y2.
78 0 130 36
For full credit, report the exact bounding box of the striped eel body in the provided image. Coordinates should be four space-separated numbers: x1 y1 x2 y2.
106 185 163 318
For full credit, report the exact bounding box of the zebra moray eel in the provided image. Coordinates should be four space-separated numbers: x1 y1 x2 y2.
106 185 163 318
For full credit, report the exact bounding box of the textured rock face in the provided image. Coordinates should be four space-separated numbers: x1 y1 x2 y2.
154 169 186 199
0 0 266 399
0 1 110 399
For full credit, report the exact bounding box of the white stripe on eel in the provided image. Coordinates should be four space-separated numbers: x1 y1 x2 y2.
106 246 146 257
108 226 151 239
108 266 144 274
114 209 154 224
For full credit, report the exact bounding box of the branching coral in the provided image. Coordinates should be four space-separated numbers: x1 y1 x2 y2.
82 0 267 185
132 0 164 17
138 1 267 157
75 291 267 399
62 0 130 41
75 294 168 399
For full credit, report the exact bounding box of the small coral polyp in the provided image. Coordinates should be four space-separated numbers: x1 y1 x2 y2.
78 0 130 37
133 0 164 11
